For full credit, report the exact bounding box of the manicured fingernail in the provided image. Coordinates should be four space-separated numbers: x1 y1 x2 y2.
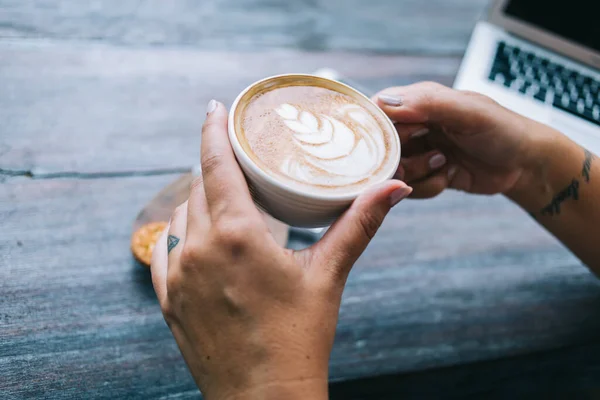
206 99 218 114
429 153 447 169
448 166 458 180
378 94 403 106
390 186 413 207
411 128 429 139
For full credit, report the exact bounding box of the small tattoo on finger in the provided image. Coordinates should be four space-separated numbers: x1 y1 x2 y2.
167 235 180 254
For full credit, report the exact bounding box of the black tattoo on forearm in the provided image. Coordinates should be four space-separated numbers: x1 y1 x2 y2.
582 149 594 182
533 149 594 218
540 179 580 217
167 235 180 254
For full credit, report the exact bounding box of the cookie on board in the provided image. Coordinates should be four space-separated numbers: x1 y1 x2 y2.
131 221 168 267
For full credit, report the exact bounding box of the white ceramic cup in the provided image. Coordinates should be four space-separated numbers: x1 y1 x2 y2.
228 74 401 228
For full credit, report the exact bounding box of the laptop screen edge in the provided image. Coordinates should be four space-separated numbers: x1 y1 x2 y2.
488 0 600 71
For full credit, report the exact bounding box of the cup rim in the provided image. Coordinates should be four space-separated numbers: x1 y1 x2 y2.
228 73 401 202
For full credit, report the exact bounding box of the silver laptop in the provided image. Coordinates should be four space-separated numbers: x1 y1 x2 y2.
455 0 600 155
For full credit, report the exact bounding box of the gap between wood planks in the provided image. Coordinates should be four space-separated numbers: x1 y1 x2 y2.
0 167 189 180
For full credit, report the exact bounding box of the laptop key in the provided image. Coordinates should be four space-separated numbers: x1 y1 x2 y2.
512 79 526 91
585 93 594 108
519 82 530 94
525 67 535 81
528 84 540 95
570 91 579 102
534 89 547 102
493 72 506 85
581 108 596 123
493 63 510 73
554 85 564 96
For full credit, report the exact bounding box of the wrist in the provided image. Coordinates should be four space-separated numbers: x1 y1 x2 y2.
504 120 577 211
202 357 329 400
211 378 328 400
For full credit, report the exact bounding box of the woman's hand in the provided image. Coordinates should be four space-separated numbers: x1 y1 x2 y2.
374 82 557 198
150 100 411 400
375 82 600 274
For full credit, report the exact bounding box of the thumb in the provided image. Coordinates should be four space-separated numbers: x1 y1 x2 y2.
307 180 412 284
373 82 470 126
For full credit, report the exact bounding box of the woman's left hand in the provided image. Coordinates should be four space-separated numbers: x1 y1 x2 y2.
151 100 411 400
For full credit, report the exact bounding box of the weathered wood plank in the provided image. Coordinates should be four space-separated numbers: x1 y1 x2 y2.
0 40 461 175
1 176 599 398
0 0 488 54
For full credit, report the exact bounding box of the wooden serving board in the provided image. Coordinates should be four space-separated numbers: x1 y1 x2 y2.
132 168 289 262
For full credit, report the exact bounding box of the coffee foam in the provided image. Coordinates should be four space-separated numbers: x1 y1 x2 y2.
235 81 397 195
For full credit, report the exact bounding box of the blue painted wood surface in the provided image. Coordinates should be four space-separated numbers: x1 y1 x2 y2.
1 1 600 398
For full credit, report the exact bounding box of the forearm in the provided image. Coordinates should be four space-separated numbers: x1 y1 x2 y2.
506 120 600 274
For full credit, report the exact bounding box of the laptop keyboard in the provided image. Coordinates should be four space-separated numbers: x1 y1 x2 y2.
488 41 600 127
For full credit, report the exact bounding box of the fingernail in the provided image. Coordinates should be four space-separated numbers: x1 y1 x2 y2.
429 153 447 169
378 94 403 107
448 166 458 180
206 99 218 114
410 128 429 139
390 186 413 207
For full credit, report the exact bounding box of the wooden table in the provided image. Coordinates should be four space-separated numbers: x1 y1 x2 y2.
2 1 600 398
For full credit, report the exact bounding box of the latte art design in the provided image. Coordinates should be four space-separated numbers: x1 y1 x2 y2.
275 103 386 186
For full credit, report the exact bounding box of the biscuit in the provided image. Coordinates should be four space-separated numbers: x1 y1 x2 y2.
131 221 168 267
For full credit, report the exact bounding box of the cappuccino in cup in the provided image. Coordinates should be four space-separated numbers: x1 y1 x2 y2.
229 74 400 227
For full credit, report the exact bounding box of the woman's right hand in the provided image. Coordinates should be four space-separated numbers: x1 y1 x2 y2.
150 100 412 400
373 82 559 198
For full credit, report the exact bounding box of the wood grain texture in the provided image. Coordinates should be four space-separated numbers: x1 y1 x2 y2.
0 0 488 54
2 2 600 395
2 176 599 398
0 40 460 175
